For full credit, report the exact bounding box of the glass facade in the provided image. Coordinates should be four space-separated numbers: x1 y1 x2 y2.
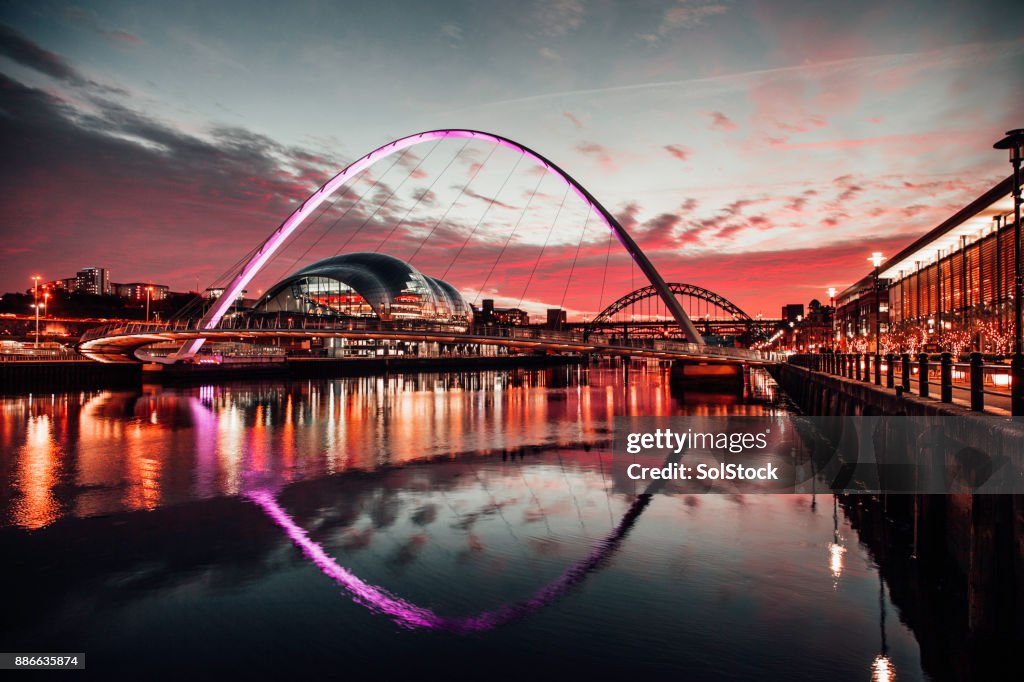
254 252 472 324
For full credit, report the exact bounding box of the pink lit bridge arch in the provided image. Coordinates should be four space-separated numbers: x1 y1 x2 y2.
174 129 702 360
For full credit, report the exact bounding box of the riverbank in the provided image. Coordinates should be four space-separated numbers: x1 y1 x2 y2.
0 354 586 393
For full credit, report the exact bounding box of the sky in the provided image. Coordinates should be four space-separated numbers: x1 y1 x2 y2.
1 0 1022 320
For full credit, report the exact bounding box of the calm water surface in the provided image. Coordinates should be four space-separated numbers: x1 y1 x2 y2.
0 366 927 680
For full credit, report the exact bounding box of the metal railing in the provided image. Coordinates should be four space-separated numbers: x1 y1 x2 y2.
789 351 1019 414
78 316 782 364
0 349 88 362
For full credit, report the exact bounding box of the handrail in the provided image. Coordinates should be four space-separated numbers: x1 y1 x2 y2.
78 317 782 363
787 352 1017 414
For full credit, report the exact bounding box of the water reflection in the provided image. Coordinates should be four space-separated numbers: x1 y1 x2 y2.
0 367 934 680
1 366 782 529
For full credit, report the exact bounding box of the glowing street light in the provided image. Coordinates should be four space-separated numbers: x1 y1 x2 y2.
32 275 41 348
994 128 1024 415
145 286 153 322
828 287 838 350
868 253 886 361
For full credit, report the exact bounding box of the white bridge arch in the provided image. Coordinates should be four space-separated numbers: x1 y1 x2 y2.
175 129 701 359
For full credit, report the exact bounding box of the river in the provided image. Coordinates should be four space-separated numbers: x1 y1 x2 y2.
0 365 929 680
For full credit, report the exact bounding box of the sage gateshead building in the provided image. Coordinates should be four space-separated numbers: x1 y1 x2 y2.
254 253 473 325
836 176 1017 354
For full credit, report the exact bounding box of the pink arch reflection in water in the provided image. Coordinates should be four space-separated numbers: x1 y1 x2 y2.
247 484 654 633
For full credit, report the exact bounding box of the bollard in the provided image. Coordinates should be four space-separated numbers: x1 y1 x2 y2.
1013 354 1024 417
901 353 912 392
885 353 895 388
970 352 984 411
940 352 952 403
874 353 882 385
855 353 863 381
918 353 929 398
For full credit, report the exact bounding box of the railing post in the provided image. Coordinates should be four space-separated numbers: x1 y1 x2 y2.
855 353 863 381
901 353 911 392
1014 354 1024 417
844 353 851 378
970 352 985 412
918 353 930 398
873 353 882 385
885 353 895 388
940 352 953 403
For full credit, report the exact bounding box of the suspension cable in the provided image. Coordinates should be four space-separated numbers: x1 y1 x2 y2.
440 153 524 281
473 167 547 307
559 210 591 312
517 183 570 309
406 144 498 265
374 139 461 253
331 146 432 257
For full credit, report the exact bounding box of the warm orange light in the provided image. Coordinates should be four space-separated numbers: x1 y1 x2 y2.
871 654 895 682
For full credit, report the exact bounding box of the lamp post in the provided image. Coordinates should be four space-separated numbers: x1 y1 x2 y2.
145 286 153 323
32 275 41 348
869 252 886 360
828 287 837 350
994 128 1024 415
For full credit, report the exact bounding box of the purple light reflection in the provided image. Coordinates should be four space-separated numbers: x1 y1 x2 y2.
247 484 655 633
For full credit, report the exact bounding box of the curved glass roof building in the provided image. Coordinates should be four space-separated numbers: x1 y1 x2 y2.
253 253 472 324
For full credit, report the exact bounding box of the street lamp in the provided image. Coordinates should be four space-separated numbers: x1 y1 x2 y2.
827 287 837 344
994 128 1024 415
32 275 41 348
145 286 153 323
868 253 886 357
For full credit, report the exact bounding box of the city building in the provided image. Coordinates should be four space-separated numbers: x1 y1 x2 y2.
114 283 170 301
75 267 110 295
43 277 77 291
781 304 804 324
477 299 529 326
836 175 1016 355
786 299 835 352
546 308 567 330
204 287 248 301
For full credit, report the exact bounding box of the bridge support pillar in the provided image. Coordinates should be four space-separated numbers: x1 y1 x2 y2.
670 360 744 392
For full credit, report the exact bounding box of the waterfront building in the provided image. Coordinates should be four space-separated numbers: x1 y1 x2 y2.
836 176 1016 355
252 252 472 324
477 299 529 326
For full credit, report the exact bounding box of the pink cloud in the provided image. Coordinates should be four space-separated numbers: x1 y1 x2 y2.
576 141 616 171
706 111 738 131
664 143 692 161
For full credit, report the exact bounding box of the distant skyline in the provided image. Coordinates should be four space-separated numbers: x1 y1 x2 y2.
1 0 1022 318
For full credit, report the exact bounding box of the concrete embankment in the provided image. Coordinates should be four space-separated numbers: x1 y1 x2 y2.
0 361 142 394
769 361 1024 666
1 355 585 392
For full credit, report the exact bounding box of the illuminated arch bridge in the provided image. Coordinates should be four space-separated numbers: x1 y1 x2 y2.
77 129 778 365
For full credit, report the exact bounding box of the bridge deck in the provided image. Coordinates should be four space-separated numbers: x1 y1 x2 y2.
78 320 781 365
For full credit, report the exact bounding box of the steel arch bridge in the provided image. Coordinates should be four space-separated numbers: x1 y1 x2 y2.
587 283 752 332
171 128 701 362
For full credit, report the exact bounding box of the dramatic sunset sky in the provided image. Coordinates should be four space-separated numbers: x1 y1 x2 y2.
1 0 1022 319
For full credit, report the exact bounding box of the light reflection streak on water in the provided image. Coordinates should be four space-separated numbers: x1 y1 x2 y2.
0 368 783 531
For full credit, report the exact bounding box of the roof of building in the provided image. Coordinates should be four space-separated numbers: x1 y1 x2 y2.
262 252 471 320
838 174 1014 300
